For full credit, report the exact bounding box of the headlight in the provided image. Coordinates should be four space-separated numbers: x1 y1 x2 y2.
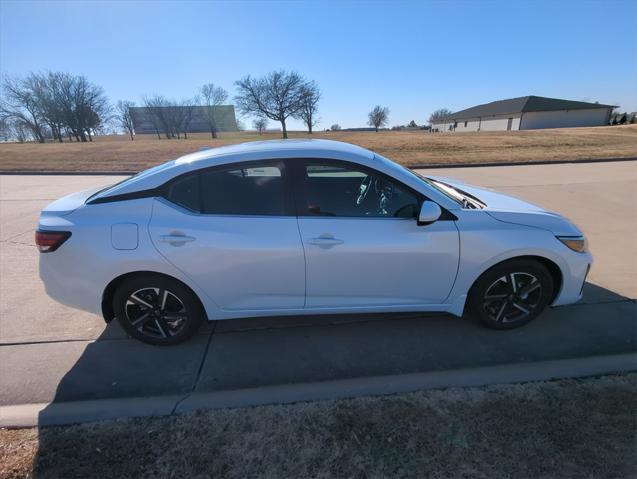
557 236 588 253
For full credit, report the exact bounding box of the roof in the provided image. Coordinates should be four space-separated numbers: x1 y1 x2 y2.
435 96 616 122
174 139 374 164
93 140 376 199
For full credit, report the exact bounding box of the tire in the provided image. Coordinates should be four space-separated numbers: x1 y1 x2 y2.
466 259 554 329
113 274 205 345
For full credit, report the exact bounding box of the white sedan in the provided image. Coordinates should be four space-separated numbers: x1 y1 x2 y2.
37 140 592 345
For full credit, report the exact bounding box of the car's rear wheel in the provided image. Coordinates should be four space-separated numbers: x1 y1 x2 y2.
113 274 204 345
467 259 554 329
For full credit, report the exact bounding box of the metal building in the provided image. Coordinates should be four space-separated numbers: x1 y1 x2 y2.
431 96 616 132
130 105 239 134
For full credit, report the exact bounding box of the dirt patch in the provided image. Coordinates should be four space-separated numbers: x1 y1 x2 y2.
2 374 636 478
0 125 636 172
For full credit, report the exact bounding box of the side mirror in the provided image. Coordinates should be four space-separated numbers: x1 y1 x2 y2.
418 201 442 225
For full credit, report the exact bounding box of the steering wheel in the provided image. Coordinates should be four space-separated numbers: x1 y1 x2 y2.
356 175 373 205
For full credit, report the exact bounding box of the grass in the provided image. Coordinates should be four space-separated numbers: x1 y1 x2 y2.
0 125 635 172
1 374 636 478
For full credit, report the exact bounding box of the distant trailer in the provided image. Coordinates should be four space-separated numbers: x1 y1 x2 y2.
130 105 239 134
431 96 616 132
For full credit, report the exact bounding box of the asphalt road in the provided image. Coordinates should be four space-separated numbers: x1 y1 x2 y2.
0 161 636 416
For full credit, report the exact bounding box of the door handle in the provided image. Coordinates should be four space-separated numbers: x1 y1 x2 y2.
307 236 344 246
159 234 196 244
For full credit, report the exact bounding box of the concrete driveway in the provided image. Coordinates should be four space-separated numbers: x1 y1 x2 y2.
1 161 636 424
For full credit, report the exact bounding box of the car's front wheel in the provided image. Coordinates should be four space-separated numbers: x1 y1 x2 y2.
467 259 554 329
113 274 205 345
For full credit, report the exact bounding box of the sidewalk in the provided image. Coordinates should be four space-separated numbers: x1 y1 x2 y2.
1 293 635 426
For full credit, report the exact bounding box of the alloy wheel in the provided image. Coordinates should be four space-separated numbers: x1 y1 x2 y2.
125 287 189 339
482 272 542 323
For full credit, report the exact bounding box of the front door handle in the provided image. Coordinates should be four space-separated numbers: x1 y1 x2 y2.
159 234 196 245
307 236 344 246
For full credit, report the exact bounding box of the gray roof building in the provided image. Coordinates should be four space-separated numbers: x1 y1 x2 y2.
432 96 616 132
130 105 239 135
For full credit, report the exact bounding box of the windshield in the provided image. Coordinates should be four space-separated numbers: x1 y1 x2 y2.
389 161 485 209
86 160 176 202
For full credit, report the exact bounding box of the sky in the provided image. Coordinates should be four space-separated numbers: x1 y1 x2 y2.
1 0 636 130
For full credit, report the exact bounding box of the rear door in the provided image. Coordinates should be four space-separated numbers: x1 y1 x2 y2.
149 160 305 311
292 159 460 308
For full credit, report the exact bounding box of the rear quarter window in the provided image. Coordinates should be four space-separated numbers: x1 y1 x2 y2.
167 175 200 211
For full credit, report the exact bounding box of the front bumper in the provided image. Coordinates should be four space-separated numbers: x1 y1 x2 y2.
552 251 593 306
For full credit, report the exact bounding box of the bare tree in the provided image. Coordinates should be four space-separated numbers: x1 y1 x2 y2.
181 97 198 139
27 72 66 142
0 117 29 142
200 83 228 139
0 75 46 142
297 82 321 134
330 123 341 131
234 70 308 139
143 95 170 139
116 100 135 140
368 105 389 132
253 116 268 135
56 74 111 142
165 102 185 139
428 108 453 124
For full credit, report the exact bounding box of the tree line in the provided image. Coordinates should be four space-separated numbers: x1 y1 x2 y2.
0 72 110 143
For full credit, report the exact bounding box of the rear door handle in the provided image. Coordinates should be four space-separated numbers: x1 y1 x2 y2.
307 236 344 246
159 234 196 244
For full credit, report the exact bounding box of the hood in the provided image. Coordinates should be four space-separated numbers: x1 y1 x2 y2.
430 176 546 212
40 185 107 217
430 176 584 236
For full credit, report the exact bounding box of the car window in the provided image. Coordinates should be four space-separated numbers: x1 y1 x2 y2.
200 163 286 215
298 162 420 218
167 174 200 211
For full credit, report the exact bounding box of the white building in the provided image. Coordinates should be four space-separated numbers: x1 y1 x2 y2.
431 96 615 132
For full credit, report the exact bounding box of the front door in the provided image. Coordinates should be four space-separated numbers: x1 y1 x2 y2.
150 161 305 311
292 160 460 308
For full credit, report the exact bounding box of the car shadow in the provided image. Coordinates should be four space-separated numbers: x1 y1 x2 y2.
31 281 636 475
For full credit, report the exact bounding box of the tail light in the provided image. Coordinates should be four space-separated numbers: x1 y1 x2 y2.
35 230 71 253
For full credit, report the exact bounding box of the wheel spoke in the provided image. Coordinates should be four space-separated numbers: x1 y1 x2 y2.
509 273 517 293
519 280 540 298
484 293 508 301
512 302 530 314
163 313 187 321
154 319 168 338
158 289 168 310
129 294 154 310
131 311 153 327
495 301 508 322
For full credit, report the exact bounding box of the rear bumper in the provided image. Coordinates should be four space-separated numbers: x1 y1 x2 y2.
39 250 103 315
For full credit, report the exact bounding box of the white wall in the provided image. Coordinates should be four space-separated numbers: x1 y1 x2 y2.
479 114 521 131
520 108 611 130
431 114 521 132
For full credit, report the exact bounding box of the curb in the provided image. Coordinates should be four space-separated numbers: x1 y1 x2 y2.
1 157 635 176
2 353 635 428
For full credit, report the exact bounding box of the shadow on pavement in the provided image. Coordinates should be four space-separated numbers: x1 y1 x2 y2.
32 281 636 474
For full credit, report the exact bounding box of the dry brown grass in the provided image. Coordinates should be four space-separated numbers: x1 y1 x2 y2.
1 374 636 478
0 125 636 173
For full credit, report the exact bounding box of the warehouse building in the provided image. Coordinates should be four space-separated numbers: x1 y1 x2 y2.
129 105 239 134
431 96 615 132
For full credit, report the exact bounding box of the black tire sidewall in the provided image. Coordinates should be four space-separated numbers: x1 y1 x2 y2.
113 274 204 345
467 259 554 329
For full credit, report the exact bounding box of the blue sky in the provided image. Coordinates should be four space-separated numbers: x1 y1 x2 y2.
1 0 636 130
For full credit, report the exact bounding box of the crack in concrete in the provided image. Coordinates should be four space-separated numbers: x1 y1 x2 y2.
170 322 217 415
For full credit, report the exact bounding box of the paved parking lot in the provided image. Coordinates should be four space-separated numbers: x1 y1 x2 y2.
0 161 636 420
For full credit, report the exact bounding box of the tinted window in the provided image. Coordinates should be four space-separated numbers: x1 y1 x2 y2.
167 174 200 211
298 162 420 218
200 164 286 215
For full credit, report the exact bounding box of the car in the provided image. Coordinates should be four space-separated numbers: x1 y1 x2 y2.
37 140 592 345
